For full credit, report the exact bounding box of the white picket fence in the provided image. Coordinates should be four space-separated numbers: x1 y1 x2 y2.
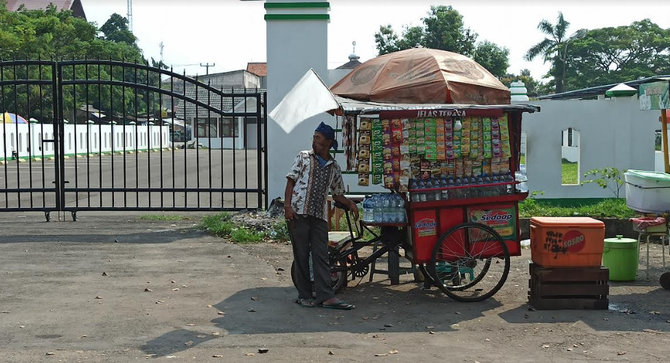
0 123 171 160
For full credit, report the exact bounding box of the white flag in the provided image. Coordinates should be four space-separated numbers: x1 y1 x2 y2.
269 69 340 134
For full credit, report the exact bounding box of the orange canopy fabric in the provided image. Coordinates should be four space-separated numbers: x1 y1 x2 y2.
330 48 510 105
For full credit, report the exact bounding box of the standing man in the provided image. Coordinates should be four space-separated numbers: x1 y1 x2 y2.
285 122 359 309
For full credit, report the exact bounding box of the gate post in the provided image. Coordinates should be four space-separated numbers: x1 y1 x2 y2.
53 62 66 213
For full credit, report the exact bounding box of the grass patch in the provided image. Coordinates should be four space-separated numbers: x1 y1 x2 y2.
198 212 289 243
519 198 635 219
561 158 579 185
139 214 191 221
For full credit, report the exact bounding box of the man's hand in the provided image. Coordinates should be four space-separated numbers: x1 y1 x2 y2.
284 205 297 221
347 199 360 220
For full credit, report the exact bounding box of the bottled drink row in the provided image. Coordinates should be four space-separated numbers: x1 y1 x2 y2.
409 173 517 202
361 194 406 224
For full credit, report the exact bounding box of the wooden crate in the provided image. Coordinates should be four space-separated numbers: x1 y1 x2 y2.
528 263 609 310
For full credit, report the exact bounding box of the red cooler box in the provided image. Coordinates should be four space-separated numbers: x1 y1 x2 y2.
530 217 605 267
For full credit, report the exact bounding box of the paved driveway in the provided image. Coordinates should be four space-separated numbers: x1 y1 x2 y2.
1 213 670 362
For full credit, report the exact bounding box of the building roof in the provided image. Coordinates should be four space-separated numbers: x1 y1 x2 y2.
336 53 362 70
7 0 86 19
538 75 670 100
246 62 267 77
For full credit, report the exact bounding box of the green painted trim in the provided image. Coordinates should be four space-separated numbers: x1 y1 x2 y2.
265 14 329 21
265 2 329 9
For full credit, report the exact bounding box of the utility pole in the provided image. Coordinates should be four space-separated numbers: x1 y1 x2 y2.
127 0 133 32
159 41 164 64
200 63 215 76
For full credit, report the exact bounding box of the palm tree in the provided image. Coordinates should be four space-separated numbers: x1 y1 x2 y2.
525 12 572 93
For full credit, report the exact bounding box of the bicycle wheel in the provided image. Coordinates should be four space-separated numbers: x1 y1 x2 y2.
290 256 348 294
427 222 510 302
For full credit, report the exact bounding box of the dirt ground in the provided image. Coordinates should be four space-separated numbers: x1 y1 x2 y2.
1 213 670 362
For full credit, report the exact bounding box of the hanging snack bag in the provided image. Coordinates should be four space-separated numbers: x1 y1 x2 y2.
452 123 462 159
472 159 482 177
410 156 422 179
384 174 395 188
482 159 492 176
499 115 512 157
447 159 456 177
381 118 391 133
464 159 473 178
358 173 369 186
415 119 426 146
408 120 417 154
455 158 464 178
424 118 437 160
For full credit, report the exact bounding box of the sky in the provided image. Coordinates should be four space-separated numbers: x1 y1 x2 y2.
83 0 670 81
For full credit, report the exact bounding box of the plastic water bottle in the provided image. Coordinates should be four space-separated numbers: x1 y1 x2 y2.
440 177 449 200
373 194 383 223
382 194 392 223
515 170 528 193
418 180 427 202
362 195 373 223
396 194 406 223
453 177 462 199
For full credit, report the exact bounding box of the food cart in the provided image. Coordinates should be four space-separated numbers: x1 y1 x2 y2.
332 100 538 302
271 48 540 301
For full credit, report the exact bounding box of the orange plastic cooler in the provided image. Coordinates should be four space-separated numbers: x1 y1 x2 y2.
530 217 605 267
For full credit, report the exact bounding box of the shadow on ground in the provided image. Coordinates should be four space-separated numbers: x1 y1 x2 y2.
499 287 670 332
141 281 503 357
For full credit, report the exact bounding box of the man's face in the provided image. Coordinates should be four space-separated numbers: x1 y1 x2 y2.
312 131 332 154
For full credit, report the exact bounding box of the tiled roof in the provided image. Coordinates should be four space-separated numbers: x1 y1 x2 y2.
161 71 264 120
8 0 69 11
335 59 362 70
246 62 267 77
7 0 86 19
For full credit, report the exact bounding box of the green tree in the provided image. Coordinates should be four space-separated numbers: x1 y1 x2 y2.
374 25 400 55
422 5 477 56
565 20 670 89
472 41 509 79
100 13 137 46
0 3 162 123
525 12 577 93
373 5 509 77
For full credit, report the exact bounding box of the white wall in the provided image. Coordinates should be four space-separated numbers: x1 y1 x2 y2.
1 123 170 160
523 96 658 198
266 1 330 200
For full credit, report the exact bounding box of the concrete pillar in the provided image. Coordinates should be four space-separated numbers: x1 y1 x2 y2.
265 1 330 201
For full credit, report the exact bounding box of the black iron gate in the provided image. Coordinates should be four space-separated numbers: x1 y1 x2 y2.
0 60 267 220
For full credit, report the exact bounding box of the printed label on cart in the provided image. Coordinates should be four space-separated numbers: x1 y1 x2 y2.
468 207 517 239
415 218 437 237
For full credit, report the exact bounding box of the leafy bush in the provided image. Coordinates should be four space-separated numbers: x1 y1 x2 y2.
582 167 626 198
519 198 634 219
199 212 291 243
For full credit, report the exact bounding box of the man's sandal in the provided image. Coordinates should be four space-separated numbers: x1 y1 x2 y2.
320 299 355 310
295 298 315 308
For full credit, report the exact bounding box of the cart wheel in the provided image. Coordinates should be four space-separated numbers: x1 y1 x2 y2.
427 222 510 302
290 258 348 294
417 264 436 289
330 257 349 292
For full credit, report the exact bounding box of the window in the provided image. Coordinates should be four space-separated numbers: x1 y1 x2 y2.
561 128 580 185
219 117 238 137
197 118 217 138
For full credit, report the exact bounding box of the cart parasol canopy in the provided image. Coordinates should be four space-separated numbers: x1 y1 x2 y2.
330 48 511 105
